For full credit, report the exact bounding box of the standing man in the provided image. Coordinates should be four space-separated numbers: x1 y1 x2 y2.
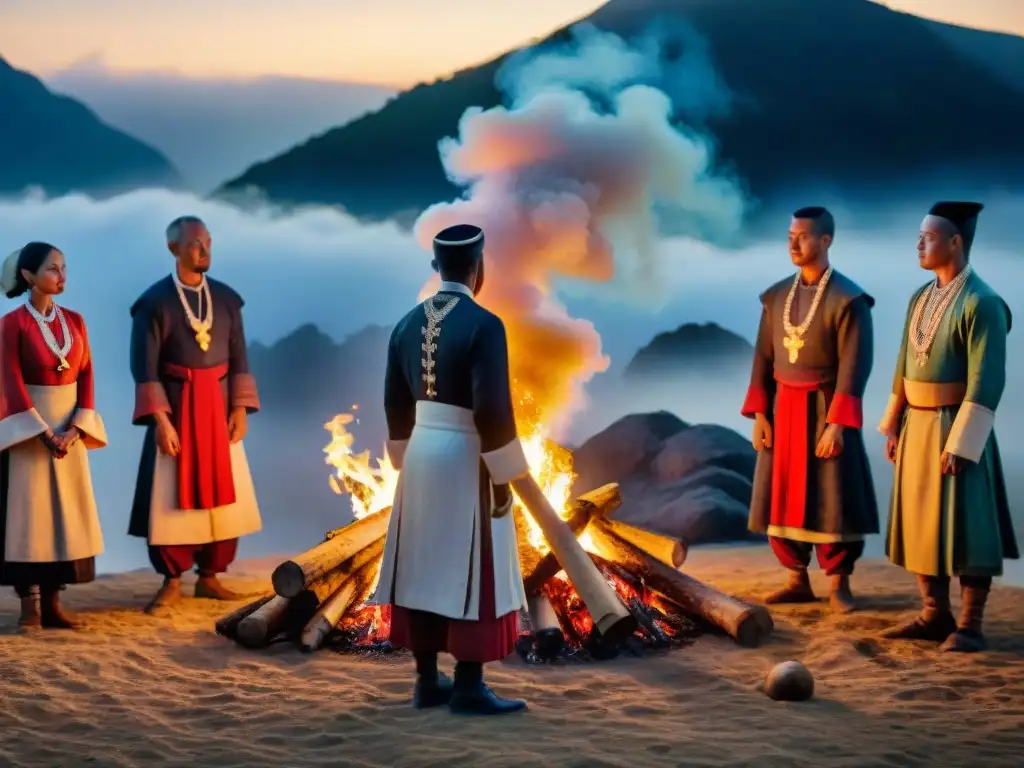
375 223 530 716
879 201 1018 652
128 216 263 614
742 206 879 613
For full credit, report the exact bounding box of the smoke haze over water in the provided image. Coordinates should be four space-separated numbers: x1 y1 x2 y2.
1 190 1022 584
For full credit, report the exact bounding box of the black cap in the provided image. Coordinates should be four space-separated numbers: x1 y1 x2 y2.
927 201 984 253
432 224 484 270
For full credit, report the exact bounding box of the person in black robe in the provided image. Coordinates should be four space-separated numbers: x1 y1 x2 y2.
374 223 532 716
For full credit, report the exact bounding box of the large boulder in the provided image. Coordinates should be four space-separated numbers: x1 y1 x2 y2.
571 412 761 546
651 424 756 482
570 411 688 496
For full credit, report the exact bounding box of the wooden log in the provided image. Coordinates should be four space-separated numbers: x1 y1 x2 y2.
236 595 292 648
511 475 636 644
272 507 390 598
593 517 687 569
301 551 385 651
307 537 386 604
522 483 623 595
527 593 560 632
215 593 275 639
586 523 773 648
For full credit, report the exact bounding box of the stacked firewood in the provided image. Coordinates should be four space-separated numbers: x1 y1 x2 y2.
216 482 774 653
216 507 391 651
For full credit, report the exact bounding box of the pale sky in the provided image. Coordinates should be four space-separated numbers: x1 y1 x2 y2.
0 0 1021 87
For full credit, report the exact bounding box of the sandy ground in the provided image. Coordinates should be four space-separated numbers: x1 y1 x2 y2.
1 545 1022 768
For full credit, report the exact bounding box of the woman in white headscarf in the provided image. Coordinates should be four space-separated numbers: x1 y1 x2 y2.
0 243 107 630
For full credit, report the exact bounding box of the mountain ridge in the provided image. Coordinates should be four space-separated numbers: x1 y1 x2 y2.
0 55 181 197
216 0 1024 223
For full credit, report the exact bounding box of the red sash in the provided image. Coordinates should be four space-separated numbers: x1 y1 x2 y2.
163 362 236 510
769 380 820 529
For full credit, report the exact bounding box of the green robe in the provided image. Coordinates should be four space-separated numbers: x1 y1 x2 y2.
881 270 1018 577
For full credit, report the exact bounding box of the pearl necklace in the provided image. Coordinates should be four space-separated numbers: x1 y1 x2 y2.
420 294 460 398
781 266 833 364
25 300 73 371
909 265 972 367
173 273 213 352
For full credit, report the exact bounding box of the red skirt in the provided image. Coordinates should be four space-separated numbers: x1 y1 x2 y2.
389 499 519 663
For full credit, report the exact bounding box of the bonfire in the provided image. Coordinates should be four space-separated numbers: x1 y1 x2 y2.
216 410 774 662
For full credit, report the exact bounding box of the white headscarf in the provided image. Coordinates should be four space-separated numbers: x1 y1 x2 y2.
0 249 21 298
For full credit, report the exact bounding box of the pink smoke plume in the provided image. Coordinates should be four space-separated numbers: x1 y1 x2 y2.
414 25 746 435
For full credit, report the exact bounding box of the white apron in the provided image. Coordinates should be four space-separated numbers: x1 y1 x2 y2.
147 437 263 546
373 401 527 620
3 384 105 562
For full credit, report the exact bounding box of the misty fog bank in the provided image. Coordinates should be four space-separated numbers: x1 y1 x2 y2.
0 189 1021 583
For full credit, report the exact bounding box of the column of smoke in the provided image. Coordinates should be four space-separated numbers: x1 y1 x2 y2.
414 24 747 436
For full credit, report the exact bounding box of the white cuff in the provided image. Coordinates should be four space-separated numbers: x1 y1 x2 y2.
877 393 903 437
0 408 48 453
386 439 409 470
482 438 530 485
71 408 108 449
944 401 995 464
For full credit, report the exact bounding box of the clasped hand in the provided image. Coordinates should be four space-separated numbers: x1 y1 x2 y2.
41 427 80 458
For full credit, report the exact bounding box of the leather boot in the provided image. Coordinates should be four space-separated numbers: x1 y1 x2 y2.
17 588 41 630
829 574 856 613
40 586 76 629
882 574 956 641
145 577 182 614
449 661 527 716
941 577 990 653
411 652 454 709
194 572 242 600
765 569 817 604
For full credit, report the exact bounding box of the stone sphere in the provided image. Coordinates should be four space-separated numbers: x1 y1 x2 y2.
764 661 815 702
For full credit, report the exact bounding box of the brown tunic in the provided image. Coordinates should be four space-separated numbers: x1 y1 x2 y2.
742 269 880 542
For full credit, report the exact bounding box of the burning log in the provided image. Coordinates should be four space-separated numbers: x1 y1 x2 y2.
587 523 773 648
525 593 566 661
301 552 384 652
272 507 390 598
511 475 637 644
594 517 686 569
522 483 621 594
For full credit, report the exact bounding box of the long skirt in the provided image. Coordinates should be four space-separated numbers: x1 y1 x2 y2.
374 401 524 663
886 405 1018 577
0 384 105 588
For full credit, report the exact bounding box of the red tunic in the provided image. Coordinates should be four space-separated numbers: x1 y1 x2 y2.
0 304 95 426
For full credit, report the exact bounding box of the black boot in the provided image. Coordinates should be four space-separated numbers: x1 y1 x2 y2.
449 661 527 716
411 652 453 709
941 576 991 653
881 574 956 642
